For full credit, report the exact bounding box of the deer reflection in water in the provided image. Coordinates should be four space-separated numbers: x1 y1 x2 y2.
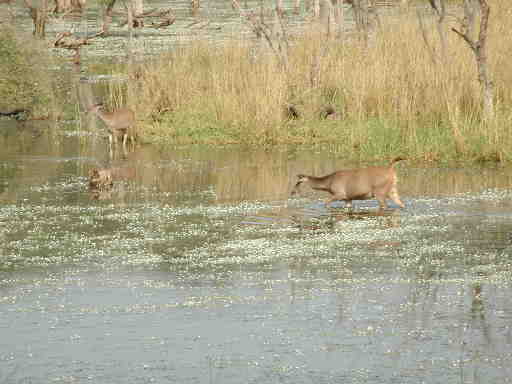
470 281 491 344
290 208 402 231
88 166 136 200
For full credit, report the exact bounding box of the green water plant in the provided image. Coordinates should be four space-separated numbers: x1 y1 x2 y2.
0 25 61 118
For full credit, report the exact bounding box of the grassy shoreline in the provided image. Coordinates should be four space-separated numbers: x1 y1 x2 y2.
101 1 509 163
3 2 512 164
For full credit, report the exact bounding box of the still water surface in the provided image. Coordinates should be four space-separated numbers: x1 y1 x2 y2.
1 121 512 383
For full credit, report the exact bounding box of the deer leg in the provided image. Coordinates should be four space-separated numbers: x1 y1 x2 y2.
375 193 388 211
389 187 404 208
325 195 348 209
325 196 338 208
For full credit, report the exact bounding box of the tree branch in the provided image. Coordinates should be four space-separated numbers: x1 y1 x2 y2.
451 27 476 51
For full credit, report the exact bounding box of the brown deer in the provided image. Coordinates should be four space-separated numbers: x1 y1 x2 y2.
291 157 406 210
88 103 136 151
88 166 136 190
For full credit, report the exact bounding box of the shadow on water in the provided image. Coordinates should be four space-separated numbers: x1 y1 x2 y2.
1 124 512 383
243 205 402 232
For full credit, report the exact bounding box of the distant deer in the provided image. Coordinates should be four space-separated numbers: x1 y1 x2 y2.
88 103 136 151
88 166 136 189
291 157 406 210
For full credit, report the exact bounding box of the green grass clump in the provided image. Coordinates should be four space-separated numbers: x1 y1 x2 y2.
0 25 61 118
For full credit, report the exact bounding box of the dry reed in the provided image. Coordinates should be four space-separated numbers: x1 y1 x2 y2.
105 1 512 162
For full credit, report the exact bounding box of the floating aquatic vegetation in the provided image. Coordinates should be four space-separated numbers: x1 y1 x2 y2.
58 129 94 137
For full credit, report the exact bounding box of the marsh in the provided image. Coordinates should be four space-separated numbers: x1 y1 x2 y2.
1 123 512 383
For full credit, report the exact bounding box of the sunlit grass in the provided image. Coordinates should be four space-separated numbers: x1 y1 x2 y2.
89 0 512 162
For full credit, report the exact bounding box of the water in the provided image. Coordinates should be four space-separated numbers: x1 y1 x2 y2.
5 2 509 382
4 0 352 63
1 120 512 383
7 0 410 70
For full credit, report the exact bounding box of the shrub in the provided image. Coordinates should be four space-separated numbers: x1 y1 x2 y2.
0 25 57 117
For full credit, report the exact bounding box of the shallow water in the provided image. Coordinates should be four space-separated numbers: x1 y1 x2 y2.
1 121 512 383
5 0 355 64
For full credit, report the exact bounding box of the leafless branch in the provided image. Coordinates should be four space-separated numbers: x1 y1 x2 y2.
416 9 437 65
451 0 494 120
421 0 448 62
231 0 289 69
427 0 445 19
451 27 475 49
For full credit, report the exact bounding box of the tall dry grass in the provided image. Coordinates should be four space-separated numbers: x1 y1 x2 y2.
106 1 512 162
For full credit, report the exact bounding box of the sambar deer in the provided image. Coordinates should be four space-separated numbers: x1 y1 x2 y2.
291 157 406 210
88 103 136 150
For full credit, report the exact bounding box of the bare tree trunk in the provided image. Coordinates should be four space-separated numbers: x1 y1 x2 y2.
452 0 494 121
331 0 341 27
462 0 477 40
126 1 135 114
127 1 133 63
131 0 143 26
323 0 335 36
337 0 345 39
432 0 447 60
54 0 84 13
313 0 320 19
351 0 369 44
191 0 199 16
34 0 48 37
275 0 283 16
232 0 289 69
102 0 116 35
54 0 70 13
294 0 300 15
24 0 48 37
418 0 448 64
310 0 333 88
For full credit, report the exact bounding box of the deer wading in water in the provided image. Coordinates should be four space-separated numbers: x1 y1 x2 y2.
291 157 406 210
88 103 136 151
